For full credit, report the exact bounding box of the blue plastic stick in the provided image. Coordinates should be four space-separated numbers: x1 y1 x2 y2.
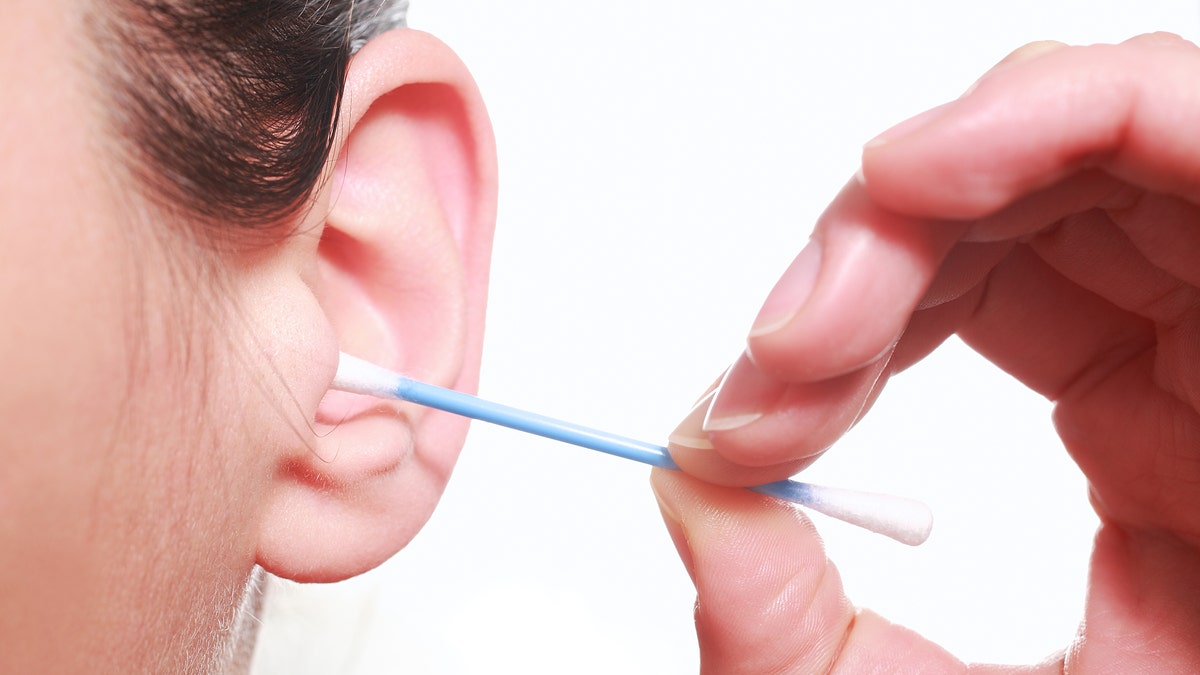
331 352 932 545
393 376 682 471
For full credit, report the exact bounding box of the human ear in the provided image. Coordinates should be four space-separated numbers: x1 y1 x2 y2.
255 29 497 583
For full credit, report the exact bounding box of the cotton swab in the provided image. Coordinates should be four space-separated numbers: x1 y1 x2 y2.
331 352 933 546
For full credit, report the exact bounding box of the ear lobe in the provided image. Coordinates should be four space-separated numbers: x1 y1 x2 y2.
256 29 496 583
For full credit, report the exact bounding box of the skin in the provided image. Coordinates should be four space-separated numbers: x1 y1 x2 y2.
12 3 1192 672
659 34 1200 672
0 1 495 671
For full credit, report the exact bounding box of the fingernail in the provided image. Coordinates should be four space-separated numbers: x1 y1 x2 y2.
668 389 717 450
749 238 822 338
650 471 696 583
702 352 786 433
863 101 954 149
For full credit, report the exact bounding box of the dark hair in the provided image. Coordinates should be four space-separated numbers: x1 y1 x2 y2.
89 0 408 234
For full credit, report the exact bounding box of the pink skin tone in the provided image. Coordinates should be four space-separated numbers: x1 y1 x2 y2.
12 4 1197 673
0 3 496 671
661 35 1200 671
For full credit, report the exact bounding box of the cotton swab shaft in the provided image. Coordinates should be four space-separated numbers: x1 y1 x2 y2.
331 352 933 546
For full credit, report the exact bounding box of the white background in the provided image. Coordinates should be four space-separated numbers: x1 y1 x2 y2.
253 2 1200 672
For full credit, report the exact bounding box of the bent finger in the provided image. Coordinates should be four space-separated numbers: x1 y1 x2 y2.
745 179 965 384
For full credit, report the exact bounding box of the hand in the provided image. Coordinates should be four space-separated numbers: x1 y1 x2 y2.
655 34 1200 672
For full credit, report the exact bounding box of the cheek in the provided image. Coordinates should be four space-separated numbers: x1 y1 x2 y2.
0 221 267 665
85 295 276 661
0 11 272 665
0 136 271 663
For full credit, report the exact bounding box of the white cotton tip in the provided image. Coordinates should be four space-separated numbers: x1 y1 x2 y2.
331 352 403 399
801 484 933 546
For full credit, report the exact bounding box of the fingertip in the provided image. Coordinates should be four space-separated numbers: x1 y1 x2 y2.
652 471 857 672
863 101 957 150
667 374 812 484
745 181 959 383
655 475 960 672
672 347 888 474
747 238 823 339
991 39 1069 69
650 469 696 584
648 466 685 512
877 40 1071 150
649 469 826 572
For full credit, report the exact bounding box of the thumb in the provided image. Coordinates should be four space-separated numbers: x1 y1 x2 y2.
650 469 962 673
